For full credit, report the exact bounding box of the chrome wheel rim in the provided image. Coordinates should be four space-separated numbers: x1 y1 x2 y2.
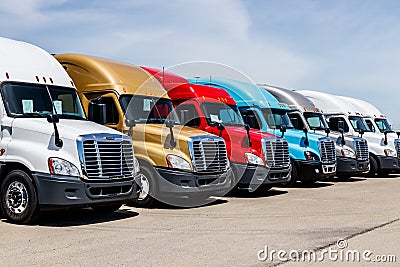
138 174 150 201
6 181 29 214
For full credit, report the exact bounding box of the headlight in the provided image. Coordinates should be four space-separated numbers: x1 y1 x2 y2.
134 156 140 174
48 158 80 177
341 149 356 158
384 149 396 157
304 151 320 161
244 153 264 166
166 154 192 171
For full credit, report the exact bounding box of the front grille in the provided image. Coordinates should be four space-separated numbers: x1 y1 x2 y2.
396 140 400 159
191 137 227 172
319 139 336 164
354 139 369 161
79 135 135 179
263 138 291 168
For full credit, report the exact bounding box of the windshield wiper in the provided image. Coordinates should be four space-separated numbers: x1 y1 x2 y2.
22 112 48 118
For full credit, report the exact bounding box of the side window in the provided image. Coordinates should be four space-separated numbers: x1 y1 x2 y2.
288 113 304 130
240 109 260 130
365 119 375 132
328 117 349 132
96 97 119 124
175 104 201 128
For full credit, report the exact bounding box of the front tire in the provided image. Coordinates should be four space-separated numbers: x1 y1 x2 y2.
131 165 158 208
283 161 298 187
367 156 378 177
0 170 39 224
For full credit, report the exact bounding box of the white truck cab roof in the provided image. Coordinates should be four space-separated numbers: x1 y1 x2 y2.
0 37 73 87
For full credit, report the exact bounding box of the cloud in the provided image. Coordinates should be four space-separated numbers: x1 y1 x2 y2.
0 0 398 127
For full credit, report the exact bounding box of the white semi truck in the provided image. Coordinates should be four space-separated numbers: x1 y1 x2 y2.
0 37 140 224
335 96 400 174
298 90 400 177
261 86 369 179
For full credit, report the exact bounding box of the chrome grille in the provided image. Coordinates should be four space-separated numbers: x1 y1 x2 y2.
396 140 400 159
319 139 336 164
354 139 369 161
190 137 228 172
78 134 135 179
263 138 291 168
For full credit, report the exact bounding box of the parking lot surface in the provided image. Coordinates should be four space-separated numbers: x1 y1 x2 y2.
1 176 399 266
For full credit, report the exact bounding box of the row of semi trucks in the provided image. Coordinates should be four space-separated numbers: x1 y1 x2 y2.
0 37 398 224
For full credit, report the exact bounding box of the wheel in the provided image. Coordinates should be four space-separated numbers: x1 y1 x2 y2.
366 156 378 177
283 162 298 187
92 203 122 213
0 170 39 224
131 165 158 208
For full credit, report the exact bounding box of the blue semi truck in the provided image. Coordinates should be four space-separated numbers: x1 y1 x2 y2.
189 77 336 185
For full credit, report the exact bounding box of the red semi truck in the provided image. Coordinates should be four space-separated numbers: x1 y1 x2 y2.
141 67 291 192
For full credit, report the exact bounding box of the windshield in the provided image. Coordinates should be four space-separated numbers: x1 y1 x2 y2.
1 82 86 120
349 116 371 132
304 112 328 130
201 102 244 126
120 95 179 124
375 118 394 133
262 108 293 129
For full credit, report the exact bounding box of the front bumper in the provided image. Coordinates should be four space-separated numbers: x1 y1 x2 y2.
32 173 140 208
231 162 289 188
377 156 400 172
337 157 369 174
155 167 232 196
295 160 336 182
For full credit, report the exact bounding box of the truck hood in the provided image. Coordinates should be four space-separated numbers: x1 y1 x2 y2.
133 123 216 142
12 118 123 141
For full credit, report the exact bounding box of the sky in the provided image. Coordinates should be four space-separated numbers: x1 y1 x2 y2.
0 0 399 127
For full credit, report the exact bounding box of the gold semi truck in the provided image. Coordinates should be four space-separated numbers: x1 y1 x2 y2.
55 54 232 207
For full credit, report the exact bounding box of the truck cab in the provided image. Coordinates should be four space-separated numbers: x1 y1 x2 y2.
336 96 400 163
0 38 140 224
261 86 369 178
298 90 400 177
141 67 291 192
55 54 232 208
188 78 335 185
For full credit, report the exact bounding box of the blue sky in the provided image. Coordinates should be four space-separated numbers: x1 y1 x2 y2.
1 0 399 127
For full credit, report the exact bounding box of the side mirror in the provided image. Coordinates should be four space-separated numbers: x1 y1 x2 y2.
165 120 176 148
325 128 330 136
217 123 225 131
125 119 136 128
290 117 299 130
165 119 175 128
47 114 59 123
383 131 388 145
244 124 250 131
359 129 364 138
279 125 286 137
338 121 344 133
303 127 309 146
396 131 400 139
125 119 135 137
88 102 106 124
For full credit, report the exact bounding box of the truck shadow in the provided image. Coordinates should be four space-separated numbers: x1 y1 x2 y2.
327 177 367 183
284 181 334 189
150 198 229 210
36 208 139 227
228 188 288 199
